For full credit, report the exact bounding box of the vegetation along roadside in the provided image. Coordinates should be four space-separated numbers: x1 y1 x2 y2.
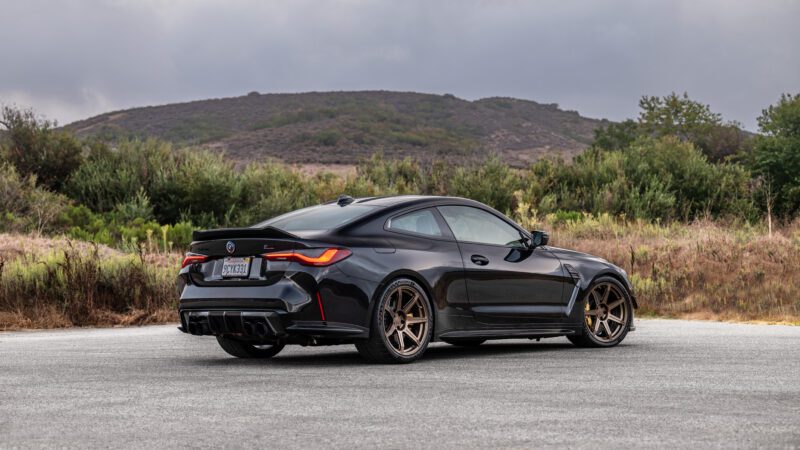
1 92 799 329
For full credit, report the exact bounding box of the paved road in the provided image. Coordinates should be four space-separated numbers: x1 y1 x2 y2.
1 319 799 449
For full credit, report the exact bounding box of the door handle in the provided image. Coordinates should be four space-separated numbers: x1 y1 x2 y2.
470 254 489 266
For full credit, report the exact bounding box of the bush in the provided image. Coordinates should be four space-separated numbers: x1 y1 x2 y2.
0 163 69 233
0 106 83 191
521 137 756 221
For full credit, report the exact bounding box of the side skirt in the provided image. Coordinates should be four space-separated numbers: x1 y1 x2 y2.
438 328 577 340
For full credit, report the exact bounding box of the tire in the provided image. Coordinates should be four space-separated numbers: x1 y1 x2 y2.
216 336 285 359
568 276 633 348
441 339 486 347
355 278 434 364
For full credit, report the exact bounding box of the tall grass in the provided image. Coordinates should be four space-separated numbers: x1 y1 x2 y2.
534 215 800 323
0 235 178 330
1 218 798 330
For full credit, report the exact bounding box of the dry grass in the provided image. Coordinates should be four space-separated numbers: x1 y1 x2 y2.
0 233 179 330
1 220 799 330
547 218 800 323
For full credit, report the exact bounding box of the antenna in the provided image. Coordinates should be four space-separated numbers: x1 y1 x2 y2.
337 194 355 206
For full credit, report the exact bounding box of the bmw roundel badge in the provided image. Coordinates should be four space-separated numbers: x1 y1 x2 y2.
225 241 235 254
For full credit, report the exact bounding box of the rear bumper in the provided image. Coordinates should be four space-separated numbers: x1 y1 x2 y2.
179 309 369 341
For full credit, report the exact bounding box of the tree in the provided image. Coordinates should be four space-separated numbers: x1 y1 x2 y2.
638 92 722 140
0 106 83 191
591 92 751 161
751 93 800 217
592 119 639 152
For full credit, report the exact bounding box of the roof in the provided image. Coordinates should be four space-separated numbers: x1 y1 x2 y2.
355 195 452 207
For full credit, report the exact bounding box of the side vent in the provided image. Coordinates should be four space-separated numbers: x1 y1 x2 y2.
563 264 581 284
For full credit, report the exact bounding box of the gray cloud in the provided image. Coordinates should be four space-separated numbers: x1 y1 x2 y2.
1 0 798 129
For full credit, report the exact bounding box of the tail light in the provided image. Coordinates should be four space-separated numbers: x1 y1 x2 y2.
262 248 352 267
181 254 208 268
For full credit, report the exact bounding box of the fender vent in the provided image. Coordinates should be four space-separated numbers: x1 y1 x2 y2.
563 264 581 283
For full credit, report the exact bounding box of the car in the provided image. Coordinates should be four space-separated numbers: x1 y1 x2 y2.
177 195 637 363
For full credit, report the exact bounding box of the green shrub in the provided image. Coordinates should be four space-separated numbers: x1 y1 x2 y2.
0 106 83 191
521 137 756 221
0 162 69 233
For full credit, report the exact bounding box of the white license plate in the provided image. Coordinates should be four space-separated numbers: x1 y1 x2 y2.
221 257 251 278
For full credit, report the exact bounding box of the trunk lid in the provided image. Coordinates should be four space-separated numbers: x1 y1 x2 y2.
186 227 308 286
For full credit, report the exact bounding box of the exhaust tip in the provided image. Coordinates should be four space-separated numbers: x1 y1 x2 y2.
255 322 270 338
242 321 255 337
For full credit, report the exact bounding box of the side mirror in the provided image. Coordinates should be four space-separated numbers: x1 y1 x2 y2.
529 230 549 247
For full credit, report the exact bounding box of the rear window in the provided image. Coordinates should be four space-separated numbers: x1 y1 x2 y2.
253 204 379 232
387 209 444 237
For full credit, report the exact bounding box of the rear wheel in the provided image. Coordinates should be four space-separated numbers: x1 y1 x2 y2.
355 278 433 364
441 339 486 347
568 276 633 348
216 336 285 358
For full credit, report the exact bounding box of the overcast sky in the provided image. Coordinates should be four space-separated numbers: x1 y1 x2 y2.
1 0 798 130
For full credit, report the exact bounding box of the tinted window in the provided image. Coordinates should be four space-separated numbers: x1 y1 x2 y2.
254 204 379 232
438 206 524 247
388 209 443 237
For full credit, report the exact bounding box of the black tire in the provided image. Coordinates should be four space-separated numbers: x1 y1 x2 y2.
441 339 486 347
568 276 633 348
216 336 285 358
355 278 434 364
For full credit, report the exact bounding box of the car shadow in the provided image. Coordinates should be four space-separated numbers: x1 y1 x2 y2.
187 340 577 368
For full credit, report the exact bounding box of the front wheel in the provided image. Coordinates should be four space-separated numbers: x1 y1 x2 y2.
216 336 285 358
355 278 433 364
568 276 633 348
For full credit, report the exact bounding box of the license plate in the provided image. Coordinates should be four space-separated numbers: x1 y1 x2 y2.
221 257 251 278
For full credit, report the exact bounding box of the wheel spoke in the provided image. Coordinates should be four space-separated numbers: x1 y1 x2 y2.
600 285 611 305
403 294 419 313
592 316 601 334
396 330 405 352
607 298 625 310
586 308 601 316
591 290 601 306
404 329 420 345
601 320 612 336
395 288 405 312
385 324 397 337
406 316 426 325
607 313 623 324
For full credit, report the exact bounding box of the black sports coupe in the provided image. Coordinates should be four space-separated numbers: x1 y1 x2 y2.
178 195 636 363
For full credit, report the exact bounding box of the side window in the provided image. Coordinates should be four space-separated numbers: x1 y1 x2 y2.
438 205 524 247
387 209 444 237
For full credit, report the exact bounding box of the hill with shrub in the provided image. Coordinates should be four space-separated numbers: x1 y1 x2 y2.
64 91 605 166
1 92 799 328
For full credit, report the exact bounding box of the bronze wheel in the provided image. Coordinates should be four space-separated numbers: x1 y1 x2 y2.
568 276 632 348
355 278 433 363
381 285 430 356
585 282 629 342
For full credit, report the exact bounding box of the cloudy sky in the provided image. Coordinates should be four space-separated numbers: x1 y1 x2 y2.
1 0 798 130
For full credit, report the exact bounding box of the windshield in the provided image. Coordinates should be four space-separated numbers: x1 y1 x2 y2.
253 204 380 232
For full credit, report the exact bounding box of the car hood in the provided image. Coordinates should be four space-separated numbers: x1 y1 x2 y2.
545 246 611 265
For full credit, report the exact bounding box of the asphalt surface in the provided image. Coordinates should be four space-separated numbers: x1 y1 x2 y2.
1 319 799 449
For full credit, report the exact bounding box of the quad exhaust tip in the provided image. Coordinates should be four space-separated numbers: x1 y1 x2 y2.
242 321 255 337
255 322 270 338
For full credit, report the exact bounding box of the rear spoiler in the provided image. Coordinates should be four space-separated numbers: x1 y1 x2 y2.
192 226 298 241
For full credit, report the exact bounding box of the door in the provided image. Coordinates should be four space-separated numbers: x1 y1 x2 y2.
437 205 570 323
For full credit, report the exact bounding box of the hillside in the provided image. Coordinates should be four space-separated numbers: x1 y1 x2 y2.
65 91 608 166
